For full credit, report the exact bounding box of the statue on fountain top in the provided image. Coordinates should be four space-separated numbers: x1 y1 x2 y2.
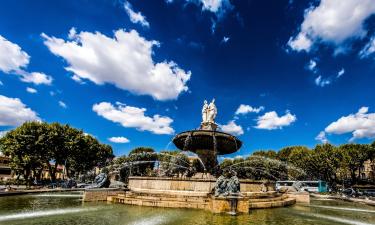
201 99 218 130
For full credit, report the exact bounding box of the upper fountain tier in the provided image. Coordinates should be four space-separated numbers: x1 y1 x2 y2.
172 99 242 155
173 130 242 155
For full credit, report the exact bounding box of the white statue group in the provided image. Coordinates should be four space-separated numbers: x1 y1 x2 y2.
202 99 217 124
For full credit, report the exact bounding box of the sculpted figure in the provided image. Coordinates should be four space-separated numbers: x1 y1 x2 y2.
214 169 240 197
202 100 209 123
88 172 110 188
207 99 217 123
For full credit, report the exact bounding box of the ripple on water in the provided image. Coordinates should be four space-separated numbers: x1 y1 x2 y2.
0 207 100 222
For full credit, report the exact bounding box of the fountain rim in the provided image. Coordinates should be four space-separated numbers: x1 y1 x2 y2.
172 129 242 155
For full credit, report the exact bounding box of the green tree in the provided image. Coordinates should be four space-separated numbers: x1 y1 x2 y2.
308 144 343 190
158 151 191 177
252 150 277 159
0 121 113 183
0 122 47 185
339 144 371 184
128 147 156 176
277 147 294 162
285 146 310 180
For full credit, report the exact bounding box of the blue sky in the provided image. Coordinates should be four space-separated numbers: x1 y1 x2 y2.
0 0 375 157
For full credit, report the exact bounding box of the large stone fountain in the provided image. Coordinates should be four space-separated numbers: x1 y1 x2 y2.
97 99 306 214
173 99 242 174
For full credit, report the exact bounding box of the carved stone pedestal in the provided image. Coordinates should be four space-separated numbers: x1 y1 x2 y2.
211 196 249 214
200 122 218 131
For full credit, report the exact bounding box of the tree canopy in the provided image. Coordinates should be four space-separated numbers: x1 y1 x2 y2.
0 121 113 183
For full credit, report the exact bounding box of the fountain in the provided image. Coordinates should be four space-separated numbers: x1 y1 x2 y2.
95 99 306 214
172 99 242 174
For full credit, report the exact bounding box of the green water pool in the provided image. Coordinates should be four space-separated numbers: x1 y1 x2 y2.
0 192 374 225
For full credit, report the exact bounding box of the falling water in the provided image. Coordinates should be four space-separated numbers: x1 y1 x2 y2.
182 132 193 151
164 141 173 151
234 138 238 151
230 166 283 180
217 156 306 180
158 152 190 166
212 133 217 156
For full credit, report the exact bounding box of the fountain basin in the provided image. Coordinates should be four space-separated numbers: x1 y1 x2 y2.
105 177 299 214
172 130 242 155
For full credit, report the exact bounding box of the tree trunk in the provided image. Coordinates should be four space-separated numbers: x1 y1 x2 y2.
351 170 356 184
24 168 31 188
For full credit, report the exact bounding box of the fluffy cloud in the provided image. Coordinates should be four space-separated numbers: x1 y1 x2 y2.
324 107 375 141
337 68 345 78
18 71 52 85
0 35 29 73
169 0 233 18
255 111 296 130
220 120 244 136
0 95 40 126
315 75 331 87
26 87 37 94
315 131 328 143
124 1 150 27
288 32 313 52
191 0 233 16
93 102 174 135
58 101 67 108
288 0 375 52
42 28 191 100
0 35 52 85
235 104 264 115
307 59 317 72
108 136 130 143
360 36 375 58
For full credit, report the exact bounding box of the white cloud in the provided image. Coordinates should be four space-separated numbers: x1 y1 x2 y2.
337 68 345 78
324 106 375 141
26 87 37 94
235 104 264 115
58 101 67 108
288 0 375 52
221 36 230 44
220 120 244 136
0 95 40 126
171 0 233 18
288 32 313 52
124 1 150 27
199 0 233 16
42 28 191 101
93 102 174 135
315 75 331 87
0 35 29 73
19 71 52 85
0 35 52 85
307 59 317 72
315 131 328 143
360 36 375 58
255 111 296 130
108 136 130 143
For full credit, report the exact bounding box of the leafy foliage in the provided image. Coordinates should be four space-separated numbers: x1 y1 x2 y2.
0 121 113 182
